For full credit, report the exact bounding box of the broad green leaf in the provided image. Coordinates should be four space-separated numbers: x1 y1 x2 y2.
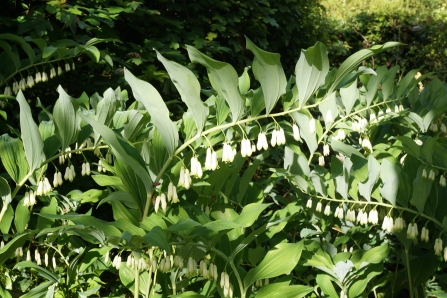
251 87 266 117
0 205 13 233
167 218 201 233
14 198 30 233
16 91 46 172
357 244 389 269
39 121 60 158
0 284 12 298
394 136 421 158
114 159 147 213
284 146 310 177
99 190 138 209
340 78 358 115
256 284 313 298
381 66 399 101
20 281 54 298
311 171 328 197
234 203 270 227
91 175 123 187
422 136 438 165
0 232 30 265
0 135 28 184
0 40 20 71
96 88 117 127
351 154 368 182
124 68 178 156
53 85 79 150
119 263 150 295
410 165 433 213
366 65 388 107
14 261 59 283
291 111 318 154
246 36 287 114
187 45 245 121
318 92 338 129
111 218 145 236
111 201 140 226
396 69 420 99
358 155 381 201
316 274 339 298
379 158 400 205
244 242 303 288
296 42 329 106
330 139 363 158
333 260 354 282
143 226 170 252
157 51 208 132
37 197 58 229
348 263 383 297
79 113 152 197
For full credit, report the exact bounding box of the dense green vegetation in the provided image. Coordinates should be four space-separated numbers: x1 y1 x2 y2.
1 1 447 297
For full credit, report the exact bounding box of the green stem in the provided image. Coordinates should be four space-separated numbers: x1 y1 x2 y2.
134 265 140 298
405 248 414 298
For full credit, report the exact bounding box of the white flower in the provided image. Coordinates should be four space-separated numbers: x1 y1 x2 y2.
65 63 71 72
306 199 312 209
346 209 356 222
394 105 399 113
369 113 376 122
45 252 49 267
421 227 429 243
257 132 268 151
335 129 345 141
241 139 252 157
26 250 31 261
394 217 406 232
378 110 384 120
444 247 447 262
57 66 63 76
386 107 391 113
440 175 446 187
368 210 378 224
318 156 325 166
178 167 185 187
52 256 57 270
190 157 199 176
316 202 322 212
399 104 404 112
335 206 344 219
292 124 301 141
155 196 161 213
356 210 363 223
205 148 212 170
323 144 330 156
400 154 407 165
211 151 218 170
277 128 286 145
324 204 331 216
19 78 26 90
309 118 316 134
42 72 48 82
161 193 167 212
112 255 121 269
428 170 436 181
435 238 443 256
441 124 447 134
422 168 428 178
430 123 438 132
362 138 373 153
415 139 423 146
27 76 35 88
270 130 277 147
72 62 75 70
35 72 42 83
184 169 192 189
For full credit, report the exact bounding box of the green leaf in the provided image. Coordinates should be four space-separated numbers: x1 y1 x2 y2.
246 36 287 114
0 232 30 265
396 69 420 99
319 92 338 129
316 274 339 298
53 85 79 151
0 205 13 233
422 136 438 165
91 175 123 187
0 40 20 71
328 42 402 95
114 159 147 213
394 136 421 158
296 42 329 106
20 281 54 298
410 165 433 213
234 203 270 227
379 158 400 205
37 197 58 229
381 66 399 101
187 45 245 121
256 284 313 298
348 263 383 297
366 66 388 107
358 155 381 201
157 51 208 133
124 68 178 156
0 135 28 184
16 91 46 172
333 260 354 282
0 177 11 206
330 139 363 158
143 226 170 253
14 261 59 283
0 33 35 64
14 198 30 233
244 242 303 288
79 113 152 199
291 111 318 154
238 67 251 94
340 78 358 115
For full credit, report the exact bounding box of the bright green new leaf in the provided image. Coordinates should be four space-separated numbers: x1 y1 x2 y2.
381 66 399 101
143 226 170 253
0 232 30 266
358 155 381 201
366 66 388 107
14 198 30 233
53 85 79 151
0 177 11 205
157 51 208 133
234 203 270 227
244 241 303 288
246 36 287 114
16 91 46 172
256 284 313 298
410 165 434 213
124 68 178 156
238 66 251 94
187 45 245 121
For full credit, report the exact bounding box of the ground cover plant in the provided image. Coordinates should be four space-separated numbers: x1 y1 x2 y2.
1 32 447 298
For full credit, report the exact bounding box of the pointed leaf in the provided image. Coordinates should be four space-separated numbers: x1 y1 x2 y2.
124 69 178 156
246 37 287 114
16 91 45 172
157 51 208 133
296 42 329 106
53 85 79 150
316 274 339 298
0 135 29 184
187 45 245 121
380 158 400 205
340 79 358 115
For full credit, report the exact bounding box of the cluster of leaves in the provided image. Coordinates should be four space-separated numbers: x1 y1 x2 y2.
2 34 447 298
